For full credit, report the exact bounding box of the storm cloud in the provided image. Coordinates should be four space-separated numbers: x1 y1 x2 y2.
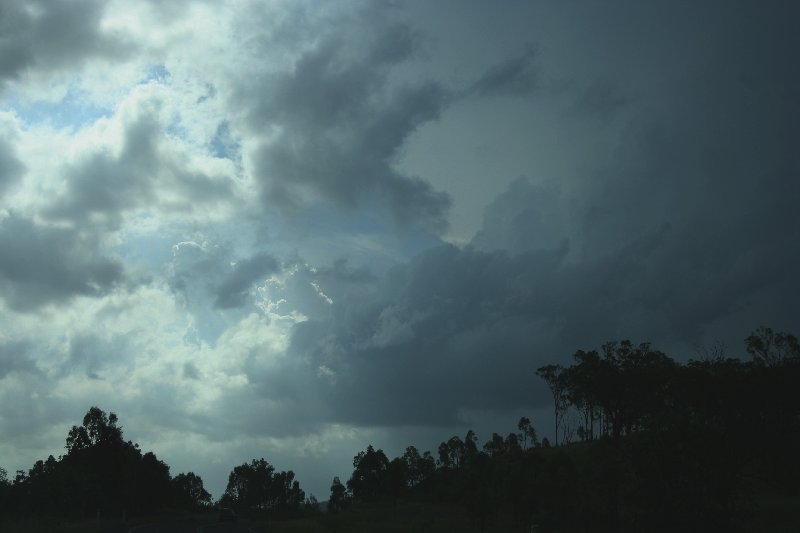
0 0 797 502
262 1 800 427
240 9 452 231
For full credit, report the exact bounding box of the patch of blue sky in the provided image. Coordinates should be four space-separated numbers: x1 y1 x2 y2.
182 326 201 348
2 83 112 131
142 64 171 85
209 121 240 161
165 112 190 142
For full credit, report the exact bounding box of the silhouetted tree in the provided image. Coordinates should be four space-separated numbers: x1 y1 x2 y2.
0 466 9 516
135 452 171 513
745 326 800 367
387 457 408 517
437 441 451 470
517 417 538 449
328 476 348 513
483 432 506 457
401 446 435 486
304 493 319 512
437 436 467 470
3 407 174 518
65 406 124 455
562 350 603 440
221 458 273 510
536 364 567 445
172 472 212 510
272 470 305 514
347 445 389 502
463 451 495 531
464 430 480 464
505 432 522 455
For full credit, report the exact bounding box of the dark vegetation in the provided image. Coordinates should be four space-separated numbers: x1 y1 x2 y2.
0 407 309 528
0 407 211 520
1 327 798 532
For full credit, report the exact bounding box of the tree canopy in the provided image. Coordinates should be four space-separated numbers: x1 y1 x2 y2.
220 457 304 515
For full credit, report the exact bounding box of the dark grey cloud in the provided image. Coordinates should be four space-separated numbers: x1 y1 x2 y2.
471 44 538 98
283 244 566 427
182 361 200 380
261 3 800 430
65 333 132 379
283 182 797 429
316 258 376 285
241 12 451 232
574 6 799 262
0 134 24 197
0 341 42 379
0 214 125 311
471 177 566 255
0 0 132 85
568 80 629 120
46 114 159 230
214 252 279 309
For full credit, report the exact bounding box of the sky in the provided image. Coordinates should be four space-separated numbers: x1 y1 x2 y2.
0 0 798 501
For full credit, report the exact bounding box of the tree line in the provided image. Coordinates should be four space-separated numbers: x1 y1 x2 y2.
326 327 800 532
0 407 311 521
0 407 211 519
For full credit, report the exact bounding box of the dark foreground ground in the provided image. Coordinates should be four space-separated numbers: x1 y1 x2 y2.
117 517 266 533
0 512 268 533
2 494 799 533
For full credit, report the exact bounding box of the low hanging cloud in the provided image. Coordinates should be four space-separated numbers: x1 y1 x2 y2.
278 177 798 430
281 243 566 427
